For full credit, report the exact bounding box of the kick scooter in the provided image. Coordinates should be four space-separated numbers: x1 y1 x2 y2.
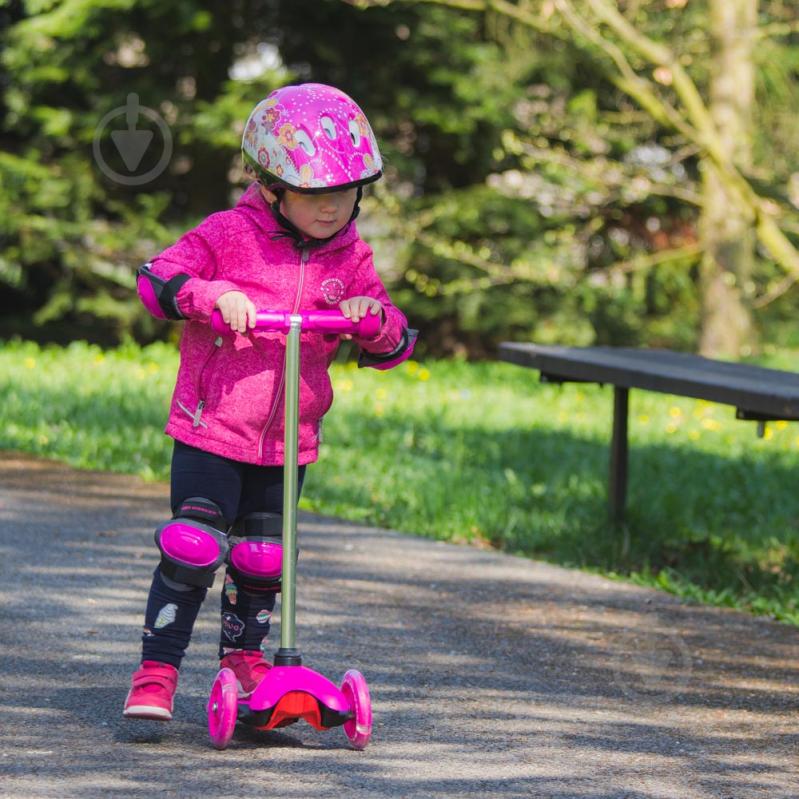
206 309 379 750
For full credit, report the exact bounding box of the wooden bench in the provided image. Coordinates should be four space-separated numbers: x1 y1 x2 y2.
498 344 799 523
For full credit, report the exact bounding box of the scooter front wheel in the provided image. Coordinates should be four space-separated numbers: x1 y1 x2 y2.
341 669 372 750
207 667 238 750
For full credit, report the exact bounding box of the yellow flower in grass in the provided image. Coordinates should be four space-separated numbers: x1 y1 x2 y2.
701 418 721 432
775 420 788 431
693 400 713 418
689 430 700 441
337 378 353 393
669 406 683 419
666 422 678 434
418 367 430 381
24 357 36 369
405 360 419 376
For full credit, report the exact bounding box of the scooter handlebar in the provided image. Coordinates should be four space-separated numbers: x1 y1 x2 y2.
210 309 381 339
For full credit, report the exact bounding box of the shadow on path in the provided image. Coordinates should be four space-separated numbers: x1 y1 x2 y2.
1 454 797 798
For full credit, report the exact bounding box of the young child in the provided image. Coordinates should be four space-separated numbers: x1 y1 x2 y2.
124 83 416 720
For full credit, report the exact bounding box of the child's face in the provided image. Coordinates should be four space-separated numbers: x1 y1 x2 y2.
279 187 358 239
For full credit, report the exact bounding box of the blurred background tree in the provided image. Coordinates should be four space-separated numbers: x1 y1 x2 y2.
0 0 287 343
350 0 799 356
2 0 799 357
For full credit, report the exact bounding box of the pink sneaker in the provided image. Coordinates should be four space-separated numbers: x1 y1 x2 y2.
220 650 271 698
123 660 179 720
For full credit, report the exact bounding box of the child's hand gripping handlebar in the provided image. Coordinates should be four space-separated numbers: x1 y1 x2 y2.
210 308 381 338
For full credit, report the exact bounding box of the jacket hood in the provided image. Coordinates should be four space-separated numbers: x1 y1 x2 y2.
234 181 359 253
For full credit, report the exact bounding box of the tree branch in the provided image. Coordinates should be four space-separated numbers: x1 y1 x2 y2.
553 0 700 140
558 0 799 287
604 243 702 275
582 0 719 151
488 0 562 38
349 0 799 288
755 18 799 40
752 273 797 308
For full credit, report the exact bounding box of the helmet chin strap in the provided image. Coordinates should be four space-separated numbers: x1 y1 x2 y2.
265 185 363 251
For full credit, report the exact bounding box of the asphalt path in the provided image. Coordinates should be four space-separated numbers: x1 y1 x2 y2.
1 453 798 798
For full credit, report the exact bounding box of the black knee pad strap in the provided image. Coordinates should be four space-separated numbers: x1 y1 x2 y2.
174 496 229 531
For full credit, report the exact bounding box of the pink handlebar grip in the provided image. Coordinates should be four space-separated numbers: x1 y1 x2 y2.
211 309 381 339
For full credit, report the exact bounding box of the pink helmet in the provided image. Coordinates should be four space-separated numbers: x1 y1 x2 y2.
241 83 383 193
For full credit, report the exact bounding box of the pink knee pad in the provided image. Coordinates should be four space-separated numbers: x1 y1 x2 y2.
228 512 284 591
229 539 283 589
155 518 229 588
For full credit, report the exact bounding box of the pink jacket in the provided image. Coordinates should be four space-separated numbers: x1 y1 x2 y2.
137 182 412 466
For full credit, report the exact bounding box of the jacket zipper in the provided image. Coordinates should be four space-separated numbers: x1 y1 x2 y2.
257 248 308 460
191 335 223 428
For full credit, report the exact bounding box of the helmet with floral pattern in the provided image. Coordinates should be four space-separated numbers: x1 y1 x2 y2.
241 83 383 193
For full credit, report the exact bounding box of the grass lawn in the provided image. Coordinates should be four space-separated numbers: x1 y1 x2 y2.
2 338 799 624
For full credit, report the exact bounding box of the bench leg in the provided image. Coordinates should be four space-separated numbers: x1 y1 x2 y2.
609 386 629 524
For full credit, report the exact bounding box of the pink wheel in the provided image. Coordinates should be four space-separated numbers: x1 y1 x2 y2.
341 669 372 750
207 667 238 750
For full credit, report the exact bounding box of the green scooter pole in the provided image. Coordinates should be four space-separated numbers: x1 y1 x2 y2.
275 315 302 666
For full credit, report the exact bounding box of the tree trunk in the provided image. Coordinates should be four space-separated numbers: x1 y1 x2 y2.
698 0 758 358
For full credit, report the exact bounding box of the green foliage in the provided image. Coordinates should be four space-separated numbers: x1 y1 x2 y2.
753 33 799 180
0 0 287 342
2 0 799 354
344 0 799 354
2 339 799 623
318 1 712 352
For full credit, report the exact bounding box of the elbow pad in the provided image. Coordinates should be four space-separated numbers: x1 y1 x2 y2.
358 328 418 371
137 263 192 320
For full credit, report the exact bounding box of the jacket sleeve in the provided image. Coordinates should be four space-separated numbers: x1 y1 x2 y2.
349 246 418 371
136 213 241 323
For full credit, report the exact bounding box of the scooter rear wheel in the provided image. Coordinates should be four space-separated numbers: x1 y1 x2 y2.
208 667 238 750
341 669 372 750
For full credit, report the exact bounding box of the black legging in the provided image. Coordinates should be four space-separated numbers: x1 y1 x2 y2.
140 440 306 668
